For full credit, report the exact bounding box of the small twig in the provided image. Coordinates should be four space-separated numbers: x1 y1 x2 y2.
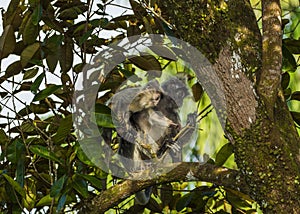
197 104 214 122
109 3 133 10
172 123 194 141
140 1 176 30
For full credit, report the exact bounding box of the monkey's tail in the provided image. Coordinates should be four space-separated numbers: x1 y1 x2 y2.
135 186 153 205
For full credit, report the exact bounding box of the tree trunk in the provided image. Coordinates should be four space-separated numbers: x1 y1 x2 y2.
158 0 300 212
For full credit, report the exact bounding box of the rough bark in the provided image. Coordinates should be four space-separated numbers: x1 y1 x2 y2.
157 0 300 213
257 0 282 119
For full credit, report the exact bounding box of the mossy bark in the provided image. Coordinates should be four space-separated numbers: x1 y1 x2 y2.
158 0 300 212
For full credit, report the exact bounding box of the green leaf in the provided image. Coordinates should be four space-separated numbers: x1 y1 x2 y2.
291 91 300 101
22 121 36 133
283 38 300 54
5 61 22 78
3 0 20 27
31 72 45 94
59 38 73 73
215 143 234 166
94 104 114 128
46 54 59 73
17 81 32 92
226 189 252 209
58 7 79 20
0 129 9 145
14 139 25 187
142 16 153 34
56 193 67 213
74 62 85 74
79 29 93 45
0 25 16 59
23 13 39 45
147 198 163 212
291 111 300 126
160 183 173 207
29 145 64 165
290 10 300 40
14 41 26 55
23 178 37 210
3 174 26 197
77 174 103 190
4 145 13 171
52 114 73 144
96 3 104 11
149 45 177 61
6 138 25 165
45 34 63 52
76 145 95 166
192 82 204 102
23 68 39 80
36 194 57 207
282 45 297 72
21 42 40 67
50 175 67 197
72 22 91 35
129 55 161 71
33 84 62 101
90 18 109 27
30 103 49 114
283 87 292 100
176 192 194 211
103 20 127 30
44 35 63 71
42 16 64 33
18 103 49 116
32 3 42 25
281 72 290 90
72 175 89 198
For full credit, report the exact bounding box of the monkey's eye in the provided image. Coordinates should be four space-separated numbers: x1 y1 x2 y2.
153 94 161 102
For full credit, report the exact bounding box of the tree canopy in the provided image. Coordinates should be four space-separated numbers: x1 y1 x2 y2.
0 0 300 213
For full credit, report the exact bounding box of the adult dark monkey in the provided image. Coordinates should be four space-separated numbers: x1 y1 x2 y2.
111 78 196 205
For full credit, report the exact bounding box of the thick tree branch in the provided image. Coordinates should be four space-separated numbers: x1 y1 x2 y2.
257 0 282 118
87 162 248 213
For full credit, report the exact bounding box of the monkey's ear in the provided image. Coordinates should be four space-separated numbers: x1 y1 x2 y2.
144 79 161 90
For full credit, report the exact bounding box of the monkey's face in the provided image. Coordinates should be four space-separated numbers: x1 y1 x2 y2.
129 89 161 112
141 89 161 108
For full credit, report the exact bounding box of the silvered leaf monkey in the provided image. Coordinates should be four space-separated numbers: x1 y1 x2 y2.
114 78 193 205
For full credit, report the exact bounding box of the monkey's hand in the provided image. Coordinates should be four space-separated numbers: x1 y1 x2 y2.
186 112 197 128
156 138 180 159
173 112 197 142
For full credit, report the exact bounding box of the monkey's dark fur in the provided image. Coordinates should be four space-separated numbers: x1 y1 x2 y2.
115 78 191 205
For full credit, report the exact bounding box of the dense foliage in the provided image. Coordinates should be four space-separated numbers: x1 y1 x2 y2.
0 0 299 213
